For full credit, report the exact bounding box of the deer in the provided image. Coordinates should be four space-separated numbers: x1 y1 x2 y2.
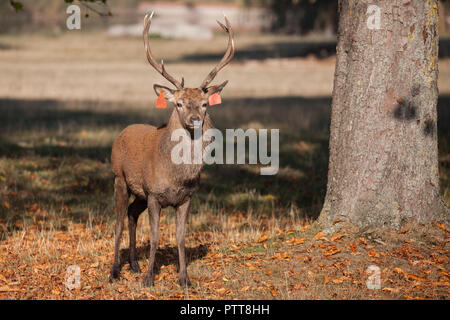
109 11 235 287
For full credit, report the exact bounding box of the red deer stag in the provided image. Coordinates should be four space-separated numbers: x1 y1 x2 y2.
109 12 235 287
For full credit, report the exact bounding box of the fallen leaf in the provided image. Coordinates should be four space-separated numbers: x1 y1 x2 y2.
407 274 428 282
257 234 268 243
230 244 240 251
324 248 341 257
331 234 345 242
268 285 278 296
432 281 450 287
393 267 407 279
368 250 380 258
289 237 305 245
404 295 426 300
291 283 305 291
240 286 250 292
216 288 227 295
245 262 257 271
332 276 349 284
433 222 450 233
383 287 400 294
349 241 358 252
313 232 326 241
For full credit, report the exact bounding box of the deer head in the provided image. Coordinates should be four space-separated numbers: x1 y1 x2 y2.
143 11 235 131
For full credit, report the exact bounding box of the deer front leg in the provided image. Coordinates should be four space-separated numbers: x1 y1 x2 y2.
127 198 146 273
109 176 129 282
143 195 161 287
176 198 191 287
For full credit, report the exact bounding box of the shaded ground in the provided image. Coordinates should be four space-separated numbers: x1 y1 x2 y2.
180 38 450 62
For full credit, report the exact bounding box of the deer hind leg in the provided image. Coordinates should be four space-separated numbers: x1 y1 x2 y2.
109 176 129 282
127 198 146 273
176 198 191 287
142 195 161 287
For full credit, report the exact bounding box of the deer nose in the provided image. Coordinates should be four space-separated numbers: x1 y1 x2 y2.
190 116 201 126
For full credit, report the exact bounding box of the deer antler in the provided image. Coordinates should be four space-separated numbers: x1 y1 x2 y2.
143 12 183 90
200 15 235 89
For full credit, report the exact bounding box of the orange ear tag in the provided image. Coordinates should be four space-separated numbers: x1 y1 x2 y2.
209 93 222 106
156 89 167 109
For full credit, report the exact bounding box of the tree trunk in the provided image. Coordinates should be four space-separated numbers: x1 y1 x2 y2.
319 0 449 230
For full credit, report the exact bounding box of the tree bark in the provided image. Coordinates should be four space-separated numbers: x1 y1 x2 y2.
319 0 449 230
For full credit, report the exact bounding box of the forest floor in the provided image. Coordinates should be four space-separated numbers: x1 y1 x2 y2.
0 32 449 299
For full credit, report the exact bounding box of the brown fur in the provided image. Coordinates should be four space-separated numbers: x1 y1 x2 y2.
109 11 234 288
109 88 218 287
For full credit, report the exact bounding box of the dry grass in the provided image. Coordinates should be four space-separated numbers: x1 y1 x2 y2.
0 32 449 299
0 32 336 102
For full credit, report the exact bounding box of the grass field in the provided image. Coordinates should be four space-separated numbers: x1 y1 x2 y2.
0 32 449 299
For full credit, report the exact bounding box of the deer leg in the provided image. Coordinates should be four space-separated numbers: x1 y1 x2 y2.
127 198 146 273
176 198 191 287
109 176 129 282
143 195 161 287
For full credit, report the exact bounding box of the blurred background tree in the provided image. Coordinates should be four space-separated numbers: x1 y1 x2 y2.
265 0 337 35
3 0 450 37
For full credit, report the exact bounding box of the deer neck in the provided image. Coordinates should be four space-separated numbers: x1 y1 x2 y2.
158 110 208 183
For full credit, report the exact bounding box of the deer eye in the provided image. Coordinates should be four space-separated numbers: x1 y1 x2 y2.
202 103 207 108
176 102 183 108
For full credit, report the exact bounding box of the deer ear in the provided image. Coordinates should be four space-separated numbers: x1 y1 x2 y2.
205 80 228 96
153 84 176 103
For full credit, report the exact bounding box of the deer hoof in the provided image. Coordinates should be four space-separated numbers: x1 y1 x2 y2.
142 275 154 287
109 266 121 282
129 261 141 273
179 276 192 288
